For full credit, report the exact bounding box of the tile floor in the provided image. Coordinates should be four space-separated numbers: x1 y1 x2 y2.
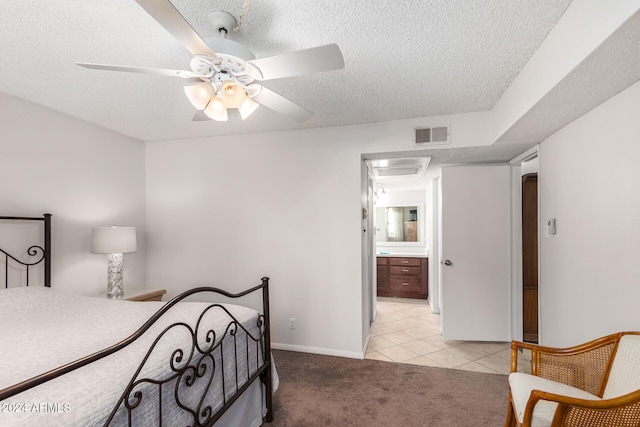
365 297 512 375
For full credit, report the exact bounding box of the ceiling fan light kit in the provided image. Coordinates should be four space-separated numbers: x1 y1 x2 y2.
221 81 247 109
239 97 260 120
184 82 215 110
204 97 228 122
75 1 345 124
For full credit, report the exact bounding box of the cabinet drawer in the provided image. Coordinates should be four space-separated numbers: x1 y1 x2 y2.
377 257 388 265
389 257 421 267
389 277 421 293
389 266 421 276
376 265 388 290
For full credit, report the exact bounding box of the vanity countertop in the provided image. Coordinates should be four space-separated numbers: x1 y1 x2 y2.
376 252 428 258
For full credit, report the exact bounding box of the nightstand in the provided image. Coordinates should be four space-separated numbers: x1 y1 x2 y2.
98 287 167 302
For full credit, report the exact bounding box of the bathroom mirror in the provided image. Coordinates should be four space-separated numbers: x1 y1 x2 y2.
375 205 423 244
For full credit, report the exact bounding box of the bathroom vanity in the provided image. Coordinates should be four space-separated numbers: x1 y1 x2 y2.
376 255 428 299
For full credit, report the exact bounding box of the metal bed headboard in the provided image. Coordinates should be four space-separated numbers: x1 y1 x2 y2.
0 213 51 287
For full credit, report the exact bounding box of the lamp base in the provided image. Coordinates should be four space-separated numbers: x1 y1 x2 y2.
107 289 124 299
106 253 124 299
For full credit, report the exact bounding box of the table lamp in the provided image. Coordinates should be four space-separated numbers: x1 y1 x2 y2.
91 226 137 298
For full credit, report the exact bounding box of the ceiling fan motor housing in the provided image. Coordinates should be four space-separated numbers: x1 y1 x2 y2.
208 11 237 35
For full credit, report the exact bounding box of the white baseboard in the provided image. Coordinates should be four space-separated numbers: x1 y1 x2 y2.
272 342 364 360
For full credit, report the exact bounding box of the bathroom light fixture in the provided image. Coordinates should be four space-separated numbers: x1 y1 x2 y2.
91 226 137 298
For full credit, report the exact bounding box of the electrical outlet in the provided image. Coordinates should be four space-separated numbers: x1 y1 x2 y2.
289 317 296 330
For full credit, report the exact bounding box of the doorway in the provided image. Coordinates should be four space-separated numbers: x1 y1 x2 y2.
361 152 434 338
522 173 539 343
362 147 541 351
509 148 540 343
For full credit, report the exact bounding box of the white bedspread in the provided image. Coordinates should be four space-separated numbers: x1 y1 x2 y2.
0 286 277 426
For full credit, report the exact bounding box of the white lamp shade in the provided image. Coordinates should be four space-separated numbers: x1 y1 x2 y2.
184 82 215 110
239 97 259 120
91 226 137 254
220 81 247 108
204 97 228 121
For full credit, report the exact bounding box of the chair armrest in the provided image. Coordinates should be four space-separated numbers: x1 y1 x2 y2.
509 333 621 395
523 388 640 427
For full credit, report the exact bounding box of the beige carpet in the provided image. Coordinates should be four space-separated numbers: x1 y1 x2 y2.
267 349 509 426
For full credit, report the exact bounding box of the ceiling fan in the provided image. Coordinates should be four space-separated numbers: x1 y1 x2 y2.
76 0 345 123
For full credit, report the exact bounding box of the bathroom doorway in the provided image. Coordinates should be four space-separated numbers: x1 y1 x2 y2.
361 151 434 342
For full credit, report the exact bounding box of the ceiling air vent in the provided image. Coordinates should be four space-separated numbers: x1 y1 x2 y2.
414 126 450 146
366 157 431 179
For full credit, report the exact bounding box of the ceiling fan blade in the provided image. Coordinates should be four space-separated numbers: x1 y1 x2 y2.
134 0 216 57
247 44 344 81
192 110 211 121
253 87 313 123
76 62 196 78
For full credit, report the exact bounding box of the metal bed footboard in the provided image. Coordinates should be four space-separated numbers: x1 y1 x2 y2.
0 277 273 426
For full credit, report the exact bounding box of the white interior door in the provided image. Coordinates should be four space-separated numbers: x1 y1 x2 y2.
440 165 511 341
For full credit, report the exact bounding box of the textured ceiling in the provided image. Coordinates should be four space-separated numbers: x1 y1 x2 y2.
0 0 574 142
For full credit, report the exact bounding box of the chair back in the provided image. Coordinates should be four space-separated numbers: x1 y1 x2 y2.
603 334 640 399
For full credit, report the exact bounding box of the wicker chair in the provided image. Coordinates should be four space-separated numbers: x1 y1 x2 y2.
504 331 640 427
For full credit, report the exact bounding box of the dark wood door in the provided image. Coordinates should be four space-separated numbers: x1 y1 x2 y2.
522 174 538 343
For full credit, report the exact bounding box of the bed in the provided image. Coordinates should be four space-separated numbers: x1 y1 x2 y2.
0 214 276 426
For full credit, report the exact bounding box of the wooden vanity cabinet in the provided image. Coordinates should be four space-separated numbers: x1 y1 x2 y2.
376 256 428 299
376 257 389 293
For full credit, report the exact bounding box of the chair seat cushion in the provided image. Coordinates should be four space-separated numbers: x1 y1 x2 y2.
509 372 600 426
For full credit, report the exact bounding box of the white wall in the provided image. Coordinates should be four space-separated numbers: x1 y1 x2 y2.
0 94 146 295
145 111 496 357
538 80 640 347
145 130 366 357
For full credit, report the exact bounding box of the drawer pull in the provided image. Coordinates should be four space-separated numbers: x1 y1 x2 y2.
401 282 409 286
401 261 409 264
401 269 409 272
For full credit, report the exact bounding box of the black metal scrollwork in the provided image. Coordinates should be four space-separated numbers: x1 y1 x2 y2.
105 304 266 426
1 245 46 288
0 214 52 287
0 245 45 266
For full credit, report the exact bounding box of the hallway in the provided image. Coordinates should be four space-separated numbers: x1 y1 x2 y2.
366 297 512 375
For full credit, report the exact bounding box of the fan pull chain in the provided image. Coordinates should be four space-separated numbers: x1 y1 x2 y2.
233 0 254 33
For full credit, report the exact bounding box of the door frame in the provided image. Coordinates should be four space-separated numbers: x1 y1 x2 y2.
508 145 540 342
430 177 441 314
360 159 376 355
